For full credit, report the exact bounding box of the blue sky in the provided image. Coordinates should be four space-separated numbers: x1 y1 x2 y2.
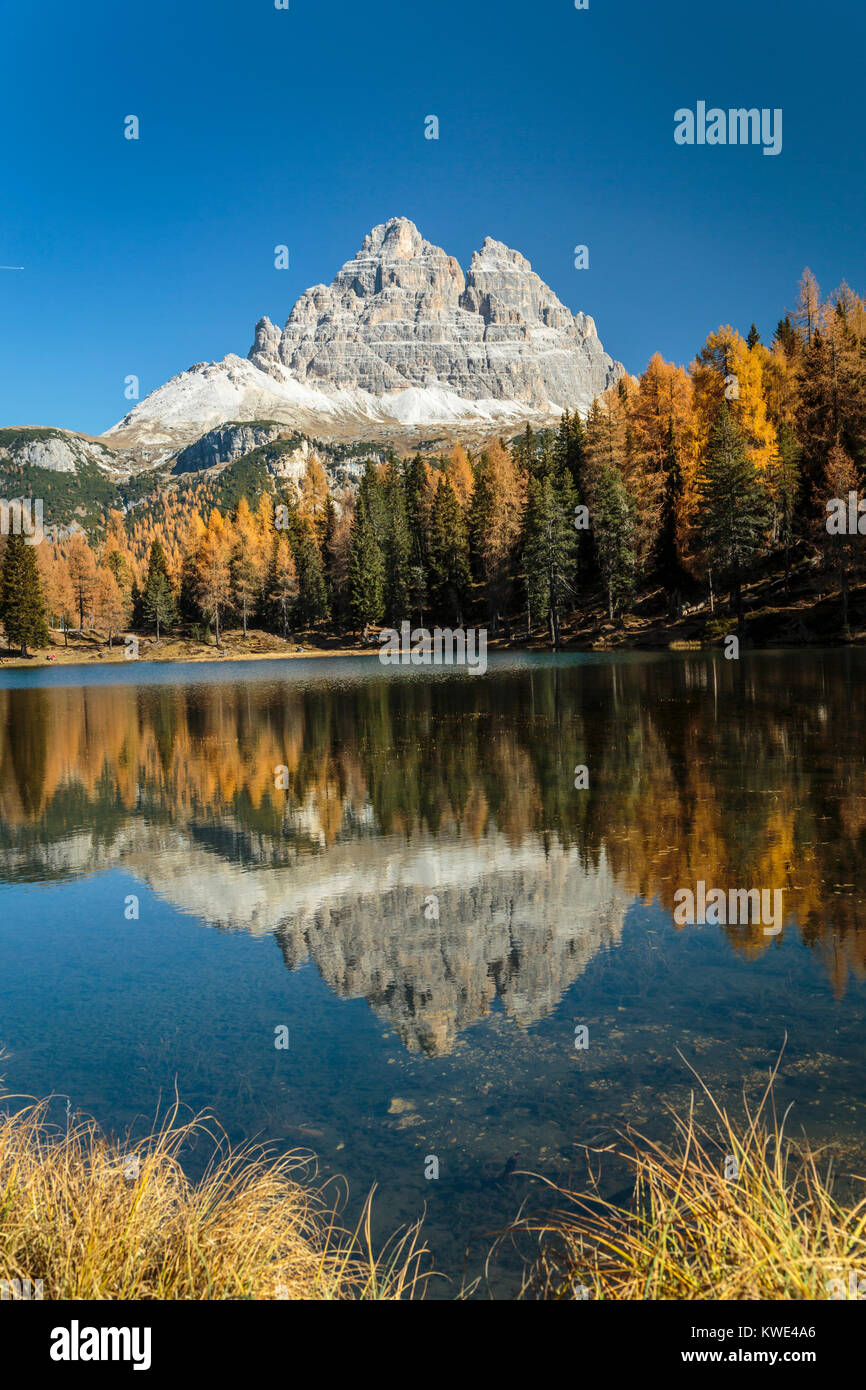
1 0 863 436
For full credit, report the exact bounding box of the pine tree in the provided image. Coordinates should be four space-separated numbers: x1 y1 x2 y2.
403 453 432 622
383 460 412 623
697 403 768 627
348 464 386 633
0 533 50 656
522 461 579 646
265 534 298 639
143 571 175 643
592 465 636 622
428 478 471 626
291 516 329 628
143 539 175 642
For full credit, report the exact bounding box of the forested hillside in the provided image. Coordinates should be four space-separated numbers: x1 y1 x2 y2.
2 270 865 656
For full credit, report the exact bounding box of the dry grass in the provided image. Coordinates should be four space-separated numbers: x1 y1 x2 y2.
509 1054 866 1300
0 1093 431 1300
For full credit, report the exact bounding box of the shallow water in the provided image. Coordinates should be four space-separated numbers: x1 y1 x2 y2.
1 650 865 1296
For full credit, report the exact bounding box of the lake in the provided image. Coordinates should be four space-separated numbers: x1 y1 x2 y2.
1 650 866 1296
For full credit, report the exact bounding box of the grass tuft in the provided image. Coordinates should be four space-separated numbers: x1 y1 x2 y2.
512 1053 866 1300
0 1090 431 1300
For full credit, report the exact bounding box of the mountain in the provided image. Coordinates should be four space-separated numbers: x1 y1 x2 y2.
105 217 622 457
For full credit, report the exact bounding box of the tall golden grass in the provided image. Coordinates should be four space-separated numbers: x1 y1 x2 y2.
507 1054 866 1300
5 1052 866 1301
0 1092 431 1300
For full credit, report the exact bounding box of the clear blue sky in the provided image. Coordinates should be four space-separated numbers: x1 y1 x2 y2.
1 0 862 436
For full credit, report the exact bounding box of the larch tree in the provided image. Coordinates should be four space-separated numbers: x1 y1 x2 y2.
94 569 129 649
819 443 860 631
195 512 233 647
65 533 98 630
472 439 525 634
230 497 261 637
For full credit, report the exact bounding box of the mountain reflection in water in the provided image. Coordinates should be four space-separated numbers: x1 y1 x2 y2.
2 651 866 1292
2 652 865 1037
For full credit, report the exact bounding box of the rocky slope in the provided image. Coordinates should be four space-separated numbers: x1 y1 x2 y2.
0 427 119 476
106 217 622 455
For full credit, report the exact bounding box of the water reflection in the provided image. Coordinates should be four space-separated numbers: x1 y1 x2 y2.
1 650 865 1051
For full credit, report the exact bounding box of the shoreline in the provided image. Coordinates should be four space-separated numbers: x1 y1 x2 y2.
0 631 862 673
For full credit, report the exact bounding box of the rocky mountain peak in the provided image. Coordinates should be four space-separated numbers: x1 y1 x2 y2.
106 218 622 456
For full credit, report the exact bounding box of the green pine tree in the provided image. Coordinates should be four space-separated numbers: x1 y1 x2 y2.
348 466 386 632
0 533 50 656
143 571 176 643
383 459 412 624
428 478 471 626
593 464 636 622
292 517 329 628
697 402 769 628
522 461 579 647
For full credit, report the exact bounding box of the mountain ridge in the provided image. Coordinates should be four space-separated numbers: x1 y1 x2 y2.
105 217 622 458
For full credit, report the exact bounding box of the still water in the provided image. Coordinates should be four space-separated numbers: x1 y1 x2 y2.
1 651 865 1295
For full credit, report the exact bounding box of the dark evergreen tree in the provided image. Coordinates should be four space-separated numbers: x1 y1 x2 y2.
773 313 798 359
143 571 175 642
697 403 769 628
383 459 412 623
291 516 329 627
428 478 471 625
348 465 386 632
0 533 50 656
404 452 432 621
142 539 175 641
592 464 636 622
522 460 579 647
